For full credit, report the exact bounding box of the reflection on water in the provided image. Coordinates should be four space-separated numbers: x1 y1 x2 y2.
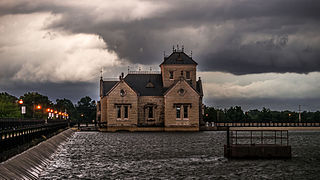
40 131 320 179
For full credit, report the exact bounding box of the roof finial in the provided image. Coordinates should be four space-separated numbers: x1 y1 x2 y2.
190 51 193 58
182 45 184 52
128 66 130 74
177 44 179 51
100 68 103 80
163 51 166 57
172 45 175 52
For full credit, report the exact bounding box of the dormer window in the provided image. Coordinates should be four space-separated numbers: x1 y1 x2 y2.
146 81 155 88
169 71 174 79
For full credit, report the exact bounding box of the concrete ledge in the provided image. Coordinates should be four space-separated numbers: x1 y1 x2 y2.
0 128 74 179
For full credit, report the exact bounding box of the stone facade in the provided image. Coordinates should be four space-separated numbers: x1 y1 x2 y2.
97 48 204 131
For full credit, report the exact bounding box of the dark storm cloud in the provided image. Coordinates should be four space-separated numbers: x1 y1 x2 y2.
0 81 99 103
1 0 320 74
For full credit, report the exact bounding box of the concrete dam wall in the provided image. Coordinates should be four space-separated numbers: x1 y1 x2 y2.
0 128 74 179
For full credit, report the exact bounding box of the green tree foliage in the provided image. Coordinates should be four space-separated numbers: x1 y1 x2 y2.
76 96 96 123
0 92 20 118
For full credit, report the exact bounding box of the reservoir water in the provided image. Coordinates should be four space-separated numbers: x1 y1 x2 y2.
39 131 320 179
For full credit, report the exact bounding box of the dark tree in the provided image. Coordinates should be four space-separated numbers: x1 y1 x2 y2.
76 96 96 123
55 98 77 119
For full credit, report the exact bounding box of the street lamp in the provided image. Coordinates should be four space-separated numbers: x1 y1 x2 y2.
18 99 26 119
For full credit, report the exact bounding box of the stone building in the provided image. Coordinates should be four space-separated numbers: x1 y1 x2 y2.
97 47 204 131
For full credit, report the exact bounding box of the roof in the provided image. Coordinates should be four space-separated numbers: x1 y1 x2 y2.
103 81 118 95
196 79 203 96
124 74 164 96
160 51 198 65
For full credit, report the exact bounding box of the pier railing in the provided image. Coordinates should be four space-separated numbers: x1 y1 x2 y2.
0 118 70 160
207 122 320 127
229 130 289 146
225 129 292 158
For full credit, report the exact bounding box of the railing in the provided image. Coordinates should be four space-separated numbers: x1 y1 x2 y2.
229 130 289 146
206 122 320 127
128 71 161 74
0 118 70 160
0 118 68 130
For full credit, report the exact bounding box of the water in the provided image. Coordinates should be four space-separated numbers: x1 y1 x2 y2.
40 131 320 179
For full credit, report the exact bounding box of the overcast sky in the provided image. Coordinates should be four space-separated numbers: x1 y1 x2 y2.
0 0 320 111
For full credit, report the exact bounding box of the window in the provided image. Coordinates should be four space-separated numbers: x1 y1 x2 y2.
181 71 183 76
176 106 181 119
124 106 128 119
117 106 121 119
183 105 188 119
148 106 153 119
120 89 126 97
169 71 174 79
186 71 190 79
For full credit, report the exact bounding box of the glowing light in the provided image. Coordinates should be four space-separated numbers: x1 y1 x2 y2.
19 99 23 104
36 105 42 109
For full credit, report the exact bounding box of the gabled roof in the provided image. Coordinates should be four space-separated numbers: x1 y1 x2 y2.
124 74 164 96
163 78 200 97
103 81 118 95
160 51 198 65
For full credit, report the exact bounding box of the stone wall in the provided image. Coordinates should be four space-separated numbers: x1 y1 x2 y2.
164 80 200 129
161 64 197 88
138 96 164 126
106 80 138 126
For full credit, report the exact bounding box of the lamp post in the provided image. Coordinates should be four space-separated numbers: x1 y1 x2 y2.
19 99 26 119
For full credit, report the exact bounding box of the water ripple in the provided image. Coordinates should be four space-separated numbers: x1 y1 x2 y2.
40 131 320 179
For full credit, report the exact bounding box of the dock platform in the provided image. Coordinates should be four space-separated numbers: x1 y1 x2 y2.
224 129 291 159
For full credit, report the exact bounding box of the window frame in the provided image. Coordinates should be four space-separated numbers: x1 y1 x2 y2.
124 105 129 119
176 106 181 119
186 71 190 80
116 106 121 119
183 105 189 120
169 71 174 79
148 106 154 119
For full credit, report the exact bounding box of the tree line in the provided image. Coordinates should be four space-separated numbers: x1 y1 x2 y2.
204 106 320 123
0 92 96 122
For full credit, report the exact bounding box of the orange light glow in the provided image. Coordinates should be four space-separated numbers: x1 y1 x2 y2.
19 99 23 104
58 112 62 115
54 111 58 114
36 105 42 109
50 109 53 113
46 108 51 112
